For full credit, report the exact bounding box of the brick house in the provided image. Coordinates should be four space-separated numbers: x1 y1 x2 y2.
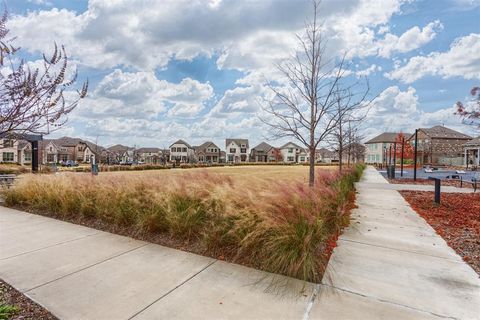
194 142 222 163
407 126 472 166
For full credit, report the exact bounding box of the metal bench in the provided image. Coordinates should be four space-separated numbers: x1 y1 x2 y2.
0 174 18 187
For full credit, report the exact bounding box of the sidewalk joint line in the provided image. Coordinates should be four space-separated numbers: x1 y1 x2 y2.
128 260 217 320
302 283 320 320
0 232 101 261
24 243 148 293
320 283 459 319
338 238 463 263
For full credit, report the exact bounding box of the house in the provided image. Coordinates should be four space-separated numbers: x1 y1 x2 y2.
225 139 249 163
194 142 222 163
250 142 280 162
279 142 303 163
407 126 472 166
364 132 400 164
136 147 162 164
297 149 310 164
38 137 104 164
170 139 194 163
0 138 27 164
315 148 338 163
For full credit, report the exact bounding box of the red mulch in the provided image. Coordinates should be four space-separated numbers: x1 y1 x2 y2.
400 191 480 274
1 279 58 320
391 178 472 188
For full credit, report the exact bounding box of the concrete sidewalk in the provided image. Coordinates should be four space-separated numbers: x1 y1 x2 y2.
311 167 480 320
0 207 314 320
1 167 479 319
356 181 475 193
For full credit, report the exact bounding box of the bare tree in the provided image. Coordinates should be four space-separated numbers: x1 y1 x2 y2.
0 11 87 136
262 1 370 186
329 84 369 172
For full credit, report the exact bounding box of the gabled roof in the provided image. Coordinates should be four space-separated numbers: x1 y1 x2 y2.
279 142 303 150
194 141 220 154
316 147 336 158
136 147 161 153
365 132 399 144
252 142 273 153
53 136 104 153
170 139 192 149
417 125 471 140
107 144 132 153
226 139 249 148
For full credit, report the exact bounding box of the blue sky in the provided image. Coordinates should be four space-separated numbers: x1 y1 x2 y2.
5 0 480 149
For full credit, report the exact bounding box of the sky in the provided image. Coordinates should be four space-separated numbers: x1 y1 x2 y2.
4 0 480 149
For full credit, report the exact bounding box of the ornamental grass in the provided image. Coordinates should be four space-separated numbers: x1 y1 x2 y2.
3 165 364 282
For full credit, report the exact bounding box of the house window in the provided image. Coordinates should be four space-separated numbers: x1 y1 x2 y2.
288 148 293 153
49 146 53 152
24 152 31 161
2 152 14 162
182 147 187 152
287 156 294 161
229 148 236 153
3 139 13 148
376 154 380 162
240 148 247 153
60 154 68 162
171 147 176 152
300 156 305 161
228 155 234 162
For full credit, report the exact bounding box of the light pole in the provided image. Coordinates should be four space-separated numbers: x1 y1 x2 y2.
414 129 418 181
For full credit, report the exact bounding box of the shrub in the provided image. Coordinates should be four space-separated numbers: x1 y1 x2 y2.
3 165 364 282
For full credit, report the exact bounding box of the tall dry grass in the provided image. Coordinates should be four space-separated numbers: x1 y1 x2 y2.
2 165 364 282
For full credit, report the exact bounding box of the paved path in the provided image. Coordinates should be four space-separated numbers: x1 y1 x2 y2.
314 167 480 320
357 181 475 193
1 167 479 319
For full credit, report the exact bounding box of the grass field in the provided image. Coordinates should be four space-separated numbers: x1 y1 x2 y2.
3 164 363 282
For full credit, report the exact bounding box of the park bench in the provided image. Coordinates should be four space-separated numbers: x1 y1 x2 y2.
0 174 17 188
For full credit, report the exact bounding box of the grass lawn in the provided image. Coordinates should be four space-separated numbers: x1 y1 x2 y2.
2 165 363 282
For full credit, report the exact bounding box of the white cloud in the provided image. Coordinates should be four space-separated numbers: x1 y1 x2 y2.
377 20 443 58
386 33 480 83
8 0 414 72
363 86 471 140
76 69 213 119
356 64 382 77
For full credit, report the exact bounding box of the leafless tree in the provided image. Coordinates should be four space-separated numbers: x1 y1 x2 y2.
329 84 369 172
0 11 87 137
261 1 370 186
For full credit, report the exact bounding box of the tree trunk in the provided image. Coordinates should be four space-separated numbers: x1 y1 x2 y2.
309 147 315 187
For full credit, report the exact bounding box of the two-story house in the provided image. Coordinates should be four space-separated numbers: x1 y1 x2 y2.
279 142 303 163
225 139 249 163
364 132 400 164
170 140 194 163
250 142 281 162
315 148 338 163
406 125 471 166
194 142 222 163
0 138 29 164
